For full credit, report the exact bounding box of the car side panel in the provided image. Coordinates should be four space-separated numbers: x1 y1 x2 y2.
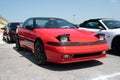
17 28 27 47
23 30 36 50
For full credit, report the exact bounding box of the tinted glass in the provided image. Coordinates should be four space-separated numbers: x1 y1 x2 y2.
23 19 33 28
103 20 120 29
35 18 76 28
81 21 102 29
9 23 20 29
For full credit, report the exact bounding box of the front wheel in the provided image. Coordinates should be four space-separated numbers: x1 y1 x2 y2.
112 37 120 53
34 40 47 65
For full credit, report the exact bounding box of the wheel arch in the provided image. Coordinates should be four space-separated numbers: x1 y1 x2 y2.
34 37 44 51
34 37 47 65
111 35 120 49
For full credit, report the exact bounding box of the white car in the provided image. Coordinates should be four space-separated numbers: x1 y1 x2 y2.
79 18 120 52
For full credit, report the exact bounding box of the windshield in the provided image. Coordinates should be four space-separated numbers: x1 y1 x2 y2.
103 20 120 29
35 18 76 28
9 23 20 29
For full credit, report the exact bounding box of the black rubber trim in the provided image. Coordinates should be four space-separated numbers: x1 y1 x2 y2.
47 40 106 46
73 52 102 58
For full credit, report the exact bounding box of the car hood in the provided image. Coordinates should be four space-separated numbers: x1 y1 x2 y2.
37 28 98 42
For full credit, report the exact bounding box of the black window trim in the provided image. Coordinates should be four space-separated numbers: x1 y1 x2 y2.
80 21 106 30
23 18 35 29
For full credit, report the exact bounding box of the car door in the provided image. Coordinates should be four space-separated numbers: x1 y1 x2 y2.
22 19 36 50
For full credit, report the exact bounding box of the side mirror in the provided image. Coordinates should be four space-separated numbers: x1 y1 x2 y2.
26 25 33 30
98 26 104 30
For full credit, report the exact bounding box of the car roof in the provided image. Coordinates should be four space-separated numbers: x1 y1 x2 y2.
9 22 23 24
84 18 117 22
28 17 63 20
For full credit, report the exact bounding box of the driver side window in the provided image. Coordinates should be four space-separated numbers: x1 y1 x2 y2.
23 19 34 29
83 21 103 29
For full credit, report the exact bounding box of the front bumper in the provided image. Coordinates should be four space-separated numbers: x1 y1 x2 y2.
45 40 108 64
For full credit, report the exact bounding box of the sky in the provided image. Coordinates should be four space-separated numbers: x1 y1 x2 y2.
0 0 120 23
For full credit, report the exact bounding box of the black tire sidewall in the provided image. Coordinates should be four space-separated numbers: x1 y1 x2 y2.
16 36 21 51
6 36 10 43
112 37 120 53
34 40 47 65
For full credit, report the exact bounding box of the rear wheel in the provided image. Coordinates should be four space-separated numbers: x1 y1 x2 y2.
34 40 47 65
16 36 22 51
6 36 10 43
2 35 5 40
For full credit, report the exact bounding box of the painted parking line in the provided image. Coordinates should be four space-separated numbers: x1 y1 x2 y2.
91 72 120 80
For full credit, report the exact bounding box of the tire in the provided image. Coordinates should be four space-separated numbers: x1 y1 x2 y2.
2 35 5 40
34 40 47 65
112 37 120 53
16 36 22 51
6 36 10 43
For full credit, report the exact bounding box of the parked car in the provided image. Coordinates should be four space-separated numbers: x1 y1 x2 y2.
79 18 120 52
16 17 108 65
2 22 21 42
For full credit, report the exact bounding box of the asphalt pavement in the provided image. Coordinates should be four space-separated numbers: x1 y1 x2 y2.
0 33 120 80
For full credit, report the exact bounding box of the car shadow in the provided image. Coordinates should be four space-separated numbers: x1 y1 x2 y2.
2 39 15 44
13 47 103 71
42 60 103 71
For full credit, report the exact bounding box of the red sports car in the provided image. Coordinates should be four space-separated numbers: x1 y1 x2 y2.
16 17 108 65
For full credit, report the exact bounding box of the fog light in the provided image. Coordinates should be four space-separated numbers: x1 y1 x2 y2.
62 54 71 59
102 51 106 54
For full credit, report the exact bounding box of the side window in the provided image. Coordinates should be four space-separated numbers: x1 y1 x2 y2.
83 21 103 29
23 19 34 29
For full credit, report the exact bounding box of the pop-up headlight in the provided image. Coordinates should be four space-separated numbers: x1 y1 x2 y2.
95 33 105 40
57 34 70 42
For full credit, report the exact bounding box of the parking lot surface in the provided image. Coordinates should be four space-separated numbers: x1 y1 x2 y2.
0 34 120 80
